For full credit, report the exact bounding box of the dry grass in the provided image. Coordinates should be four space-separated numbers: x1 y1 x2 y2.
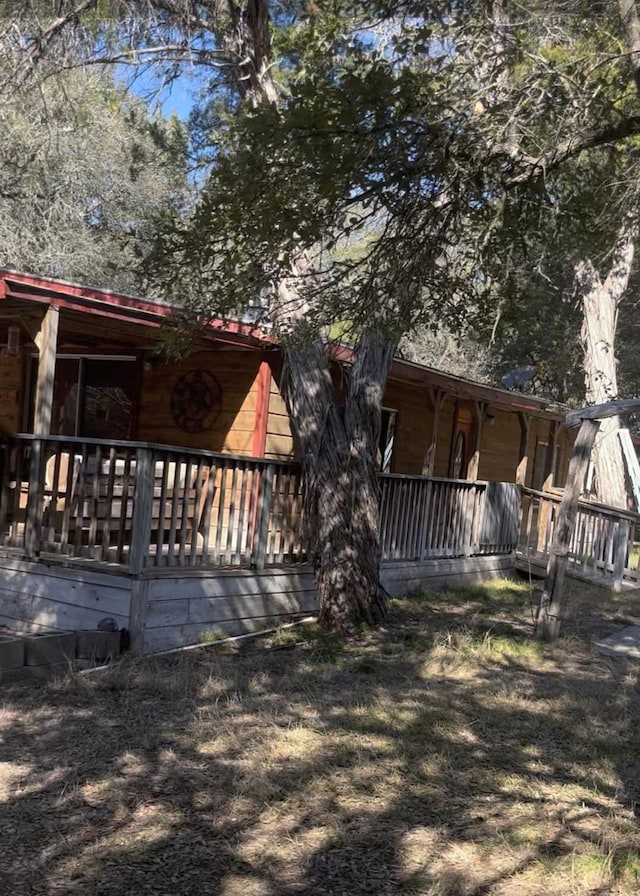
2 576 640 895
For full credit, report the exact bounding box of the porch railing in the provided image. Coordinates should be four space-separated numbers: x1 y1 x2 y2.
0 435 304 572
379 475 520 561
0 434 520 573
518 487 640 588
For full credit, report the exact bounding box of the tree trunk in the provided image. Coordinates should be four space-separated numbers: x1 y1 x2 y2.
281 331 395 633
575 209 637 508
220 0 399 634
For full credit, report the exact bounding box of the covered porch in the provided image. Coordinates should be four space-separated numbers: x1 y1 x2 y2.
0 433 518 654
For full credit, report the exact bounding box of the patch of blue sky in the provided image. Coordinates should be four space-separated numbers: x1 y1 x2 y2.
116 61 199 121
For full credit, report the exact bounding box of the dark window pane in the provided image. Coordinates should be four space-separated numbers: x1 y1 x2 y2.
52 359 80 436
80 360 138 440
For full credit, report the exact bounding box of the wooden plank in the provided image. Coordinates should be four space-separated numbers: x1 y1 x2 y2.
33 305 60 435
252 360 271 458
613 520 630 592
224 461 239 565
100 448 117 561
129 578 150 653
537 418 600 639
24 438 44 559
422 388 443 476
254 464 274 570
153 454 170 565
129 447 154 574
166 456 181 567
190 459 206 564
199 460 216 563
380 554 515 595
144 598 190 626
178 457 194 565
146 568 316 602
565 398 640 429
0 590 129 634
187 590 317 625
516 412 530 485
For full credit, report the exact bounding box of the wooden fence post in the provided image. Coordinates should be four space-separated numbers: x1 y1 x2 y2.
613 519 631 592
129 447 154 575
537 418 599 640
253 463 274 570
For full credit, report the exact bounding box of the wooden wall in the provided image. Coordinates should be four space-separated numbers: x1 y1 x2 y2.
137 349 262 454
477 408 522 483
264 372 295 460
381 379 433 474
0 350 23 436
0 557 131 633
141 568 317 653
0 549 516 654
379 380 549 484
381 554 515 596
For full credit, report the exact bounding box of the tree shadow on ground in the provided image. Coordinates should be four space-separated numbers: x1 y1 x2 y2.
1 578 640 895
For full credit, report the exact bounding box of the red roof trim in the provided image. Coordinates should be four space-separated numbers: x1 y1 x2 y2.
0 270 562 419
0 269 270 347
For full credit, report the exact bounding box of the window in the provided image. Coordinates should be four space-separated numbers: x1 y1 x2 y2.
451 431 466 479
31 356 140 439
379 408 397 473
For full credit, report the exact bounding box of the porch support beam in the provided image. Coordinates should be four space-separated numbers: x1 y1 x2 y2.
422 387 443 476
466 401 487 481
33 304 59 435
252 359 271 458
516 412 530 486
542 420 557 490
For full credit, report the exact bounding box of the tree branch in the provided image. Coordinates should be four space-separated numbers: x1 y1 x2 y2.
503 115 640 186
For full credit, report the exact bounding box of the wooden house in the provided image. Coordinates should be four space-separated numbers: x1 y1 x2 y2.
0 269 571 655
0 269 571 489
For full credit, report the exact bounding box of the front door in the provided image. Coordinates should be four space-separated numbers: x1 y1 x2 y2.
450 404 472 479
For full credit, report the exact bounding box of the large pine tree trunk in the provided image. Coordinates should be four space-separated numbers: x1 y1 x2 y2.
575 210 637 509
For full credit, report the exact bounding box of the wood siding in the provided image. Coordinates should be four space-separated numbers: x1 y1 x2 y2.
137 349 261 454
0 557 130 633
0 550 515 654
265 373 295 459
142 567 317 653
0 350 23 435
381 380 432 474
477 409 521 482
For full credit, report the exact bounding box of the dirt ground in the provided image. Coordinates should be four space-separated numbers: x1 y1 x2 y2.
2 576 640 895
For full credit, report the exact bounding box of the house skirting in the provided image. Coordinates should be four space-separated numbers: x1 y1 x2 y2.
0 553 515 656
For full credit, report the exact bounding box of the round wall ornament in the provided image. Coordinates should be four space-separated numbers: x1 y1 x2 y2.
170 370 222 433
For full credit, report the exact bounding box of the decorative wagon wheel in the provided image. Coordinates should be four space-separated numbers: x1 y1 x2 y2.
170 370 222 433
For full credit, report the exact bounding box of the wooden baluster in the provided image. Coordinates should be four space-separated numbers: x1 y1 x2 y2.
130 447 154 575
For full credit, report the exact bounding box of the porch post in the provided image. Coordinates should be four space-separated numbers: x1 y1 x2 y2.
33 305 59 434
252 359 271 458
466 401 487 481
543 420 558 490
516 412 530 486
422 387 443 476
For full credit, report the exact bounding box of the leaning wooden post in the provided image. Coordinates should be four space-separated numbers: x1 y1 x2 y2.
536 419 599 640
